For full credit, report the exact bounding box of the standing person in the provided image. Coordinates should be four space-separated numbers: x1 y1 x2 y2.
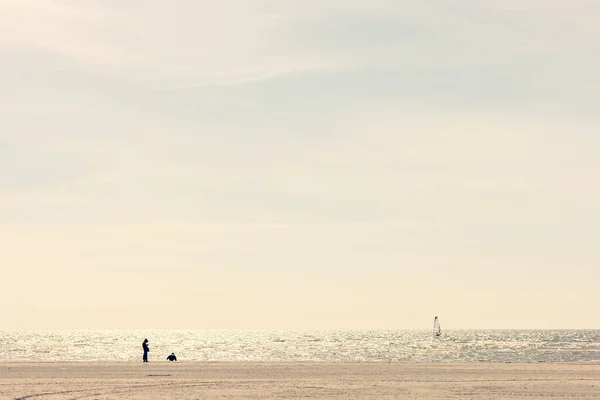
142 339 149 362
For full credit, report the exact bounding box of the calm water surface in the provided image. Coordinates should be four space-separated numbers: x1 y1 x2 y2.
1 330 598 362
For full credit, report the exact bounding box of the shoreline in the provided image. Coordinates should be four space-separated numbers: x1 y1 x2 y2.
2 359 600 363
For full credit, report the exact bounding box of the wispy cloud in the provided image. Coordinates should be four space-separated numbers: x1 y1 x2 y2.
4 0 596 85
1 0 354 84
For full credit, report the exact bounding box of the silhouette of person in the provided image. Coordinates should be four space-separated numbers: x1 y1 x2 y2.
166 353 177 361
142 339 149 362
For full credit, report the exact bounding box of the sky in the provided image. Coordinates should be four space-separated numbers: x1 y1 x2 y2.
1 0 599 330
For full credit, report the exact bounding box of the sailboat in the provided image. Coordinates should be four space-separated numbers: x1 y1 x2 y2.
433 316 441 337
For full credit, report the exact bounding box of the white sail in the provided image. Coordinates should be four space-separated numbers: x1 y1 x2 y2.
433 316 441 337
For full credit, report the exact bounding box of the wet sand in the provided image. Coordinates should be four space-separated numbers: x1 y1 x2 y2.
1 361 599 399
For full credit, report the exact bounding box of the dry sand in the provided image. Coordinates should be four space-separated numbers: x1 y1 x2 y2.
1 361 599 399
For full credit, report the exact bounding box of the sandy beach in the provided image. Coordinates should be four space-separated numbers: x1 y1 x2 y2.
1 361 598 399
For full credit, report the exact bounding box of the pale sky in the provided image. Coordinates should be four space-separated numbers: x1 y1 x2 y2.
1 1 599 330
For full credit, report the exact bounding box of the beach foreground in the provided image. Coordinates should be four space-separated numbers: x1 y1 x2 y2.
2 362 599 399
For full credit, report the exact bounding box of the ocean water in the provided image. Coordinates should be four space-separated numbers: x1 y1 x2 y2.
0 330 598 362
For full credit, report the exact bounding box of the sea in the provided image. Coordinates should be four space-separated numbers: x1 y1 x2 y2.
1 330 599 363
